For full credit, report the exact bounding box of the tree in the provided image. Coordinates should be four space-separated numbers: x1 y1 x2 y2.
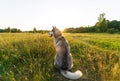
108 20 120 30
7 27 11 33
11 28 21 33
4 27 11 33
0 29 4 32
107 28 119 34
62 13 120 33
95 13 108 32
98 13 105 23
99 18 108 32
33 27 37 33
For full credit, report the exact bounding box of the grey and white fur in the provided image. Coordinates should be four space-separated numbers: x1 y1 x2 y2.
49 26 82 80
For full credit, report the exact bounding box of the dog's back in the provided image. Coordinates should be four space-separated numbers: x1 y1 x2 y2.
54 36 73 70
56 36 69 70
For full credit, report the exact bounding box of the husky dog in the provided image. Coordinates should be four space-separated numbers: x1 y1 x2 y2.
49 26 82 80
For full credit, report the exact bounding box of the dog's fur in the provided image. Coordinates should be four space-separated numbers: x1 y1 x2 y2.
49 26 82 80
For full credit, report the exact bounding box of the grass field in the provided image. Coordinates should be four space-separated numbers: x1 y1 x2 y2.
0 33 120 81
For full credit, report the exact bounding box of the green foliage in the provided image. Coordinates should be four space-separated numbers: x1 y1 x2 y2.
107 28 119 34
0 33 120 81
0 27 21 33
107 20 120 31
0 27 49 34
33 27 37 33
63 13 120 33
97 13 105 23
63 26 96 33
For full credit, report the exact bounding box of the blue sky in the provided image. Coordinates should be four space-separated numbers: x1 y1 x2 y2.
0 0 120 31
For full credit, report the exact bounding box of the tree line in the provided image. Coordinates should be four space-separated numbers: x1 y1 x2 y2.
1 13 119 33
0 27 49 33
63 13 120 33
0 27 21 33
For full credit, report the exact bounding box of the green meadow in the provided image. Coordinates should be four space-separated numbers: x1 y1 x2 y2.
0 33 120 81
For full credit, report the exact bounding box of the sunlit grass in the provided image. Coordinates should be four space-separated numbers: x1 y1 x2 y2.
0 33 120 81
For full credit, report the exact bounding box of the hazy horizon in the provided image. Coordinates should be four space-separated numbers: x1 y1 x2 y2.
0 0 120 31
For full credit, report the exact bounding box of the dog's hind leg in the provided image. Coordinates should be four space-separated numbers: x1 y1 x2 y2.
68 53 73 70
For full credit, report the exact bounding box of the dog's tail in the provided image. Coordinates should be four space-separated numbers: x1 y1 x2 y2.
61 70 82 80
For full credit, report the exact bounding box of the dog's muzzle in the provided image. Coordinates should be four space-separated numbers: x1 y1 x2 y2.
49 32 54 37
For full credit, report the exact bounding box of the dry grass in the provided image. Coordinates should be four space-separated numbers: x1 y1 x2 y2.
0 33 120 81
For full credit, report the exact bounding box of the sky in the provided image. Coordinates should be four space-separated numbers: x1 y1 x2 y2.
0 0 120 31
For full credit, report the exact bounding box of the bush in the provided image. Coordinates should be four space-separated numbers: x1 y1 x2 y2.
107 28 119 34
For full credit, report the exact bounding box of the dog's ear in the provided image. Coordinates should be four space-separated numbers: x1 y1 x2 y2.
52 25 56 29
52 25 55 29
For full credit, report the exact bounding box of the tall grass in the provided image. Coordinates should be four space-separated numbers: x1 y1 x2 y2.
0 33 120 81
0 33 55 81
64 33 120 81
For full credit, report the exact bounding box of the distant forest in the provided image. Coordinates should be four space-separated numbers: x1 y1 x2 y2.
0 27 49 33
63 13 120 33
0 13 120 33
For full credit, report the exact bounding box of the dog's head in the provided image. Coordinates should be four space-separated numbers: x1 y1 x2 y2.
49 26 62 38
